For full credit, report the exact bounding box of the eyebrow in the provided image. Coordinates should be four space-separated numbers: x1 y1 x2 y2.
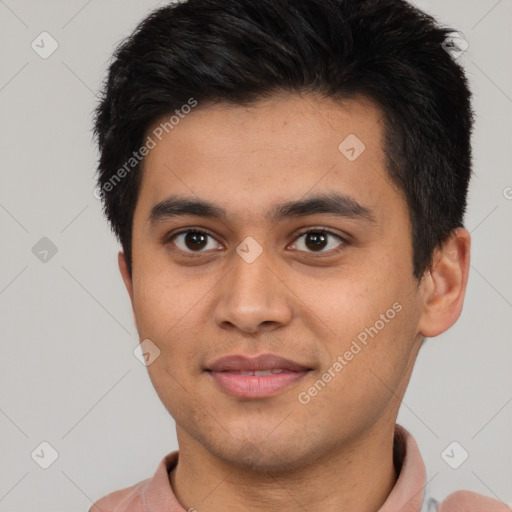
148 192 376 226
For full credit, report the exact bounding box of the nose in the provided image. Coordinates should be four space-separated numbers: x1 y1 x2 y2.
212 246 293 334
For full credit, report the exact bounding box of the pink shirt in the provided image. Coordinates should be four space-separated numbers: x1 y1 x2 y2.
89 424 508 512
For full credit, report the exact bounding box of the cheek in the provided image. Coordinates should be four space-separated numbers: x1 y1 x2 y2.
131 274 213 399
312 271 403 339
298 300 421 430
314 267 421 383
132 263 202 336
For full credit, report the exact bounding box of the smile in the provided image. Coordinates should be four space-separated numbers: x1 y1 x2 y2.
205 353 312 399
208 369 310 398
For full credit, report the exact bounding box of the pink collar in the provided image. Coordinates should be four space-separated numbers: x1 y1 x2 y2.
91 423 428 512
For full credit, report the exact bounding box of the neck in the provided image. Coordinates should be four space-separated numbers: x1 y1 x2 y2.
170 421 398 512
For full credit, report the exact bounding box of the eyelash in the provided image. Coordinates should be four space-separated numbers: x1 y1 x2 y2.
164 227 348 258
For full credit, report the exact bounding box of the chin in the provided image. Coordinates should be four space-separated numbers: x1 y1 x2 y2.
205 429 315 474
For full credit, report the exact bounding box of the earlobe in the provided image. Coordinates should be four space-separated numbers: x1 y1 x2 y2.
118 250 134 304
417 228 471 338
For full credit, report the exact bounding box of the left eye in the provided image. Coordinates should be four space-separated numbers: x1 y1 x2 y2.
167 229 345 255
291 230 345 254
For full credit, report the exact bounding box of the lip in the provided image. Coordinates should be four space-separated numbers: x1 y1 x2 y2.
207 354 310 372
206 354 312 399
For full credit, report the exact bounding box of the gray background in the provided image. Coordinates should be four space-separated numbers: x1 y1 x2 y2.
0 0 510 510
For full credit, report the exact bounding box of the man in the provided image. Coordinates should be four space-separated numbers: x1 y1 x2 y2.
90 0 509 510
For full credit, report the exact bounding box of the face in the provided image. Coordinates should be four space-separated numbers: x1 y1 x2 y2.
121 93 430 472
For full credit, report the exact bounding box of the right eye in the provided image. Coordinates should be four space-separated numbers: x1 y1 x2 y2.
167 229 224 256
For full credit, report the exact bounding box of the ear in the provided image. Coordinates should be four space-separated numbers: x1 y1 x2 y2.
417 227 471 338
118 250 134 305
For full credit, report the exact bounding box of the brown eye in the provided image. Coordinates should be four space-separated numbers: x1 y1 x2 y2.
304 232 328 251
171 230 221 253
183 231 208 251
292 230 345 254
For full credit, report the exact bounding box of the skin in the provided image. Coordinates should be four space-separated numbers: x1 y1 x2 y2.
118 92 471 512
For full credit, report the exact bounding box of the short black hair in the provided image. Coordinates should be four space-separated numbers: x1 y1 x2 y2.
94 0 473 279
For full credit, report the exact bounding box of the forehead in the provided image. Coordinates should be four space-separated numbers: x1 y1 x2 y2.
134 93 402 227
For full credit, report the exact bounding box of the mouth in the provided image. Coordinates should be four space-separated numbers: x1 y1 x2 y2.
205 354 312 399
